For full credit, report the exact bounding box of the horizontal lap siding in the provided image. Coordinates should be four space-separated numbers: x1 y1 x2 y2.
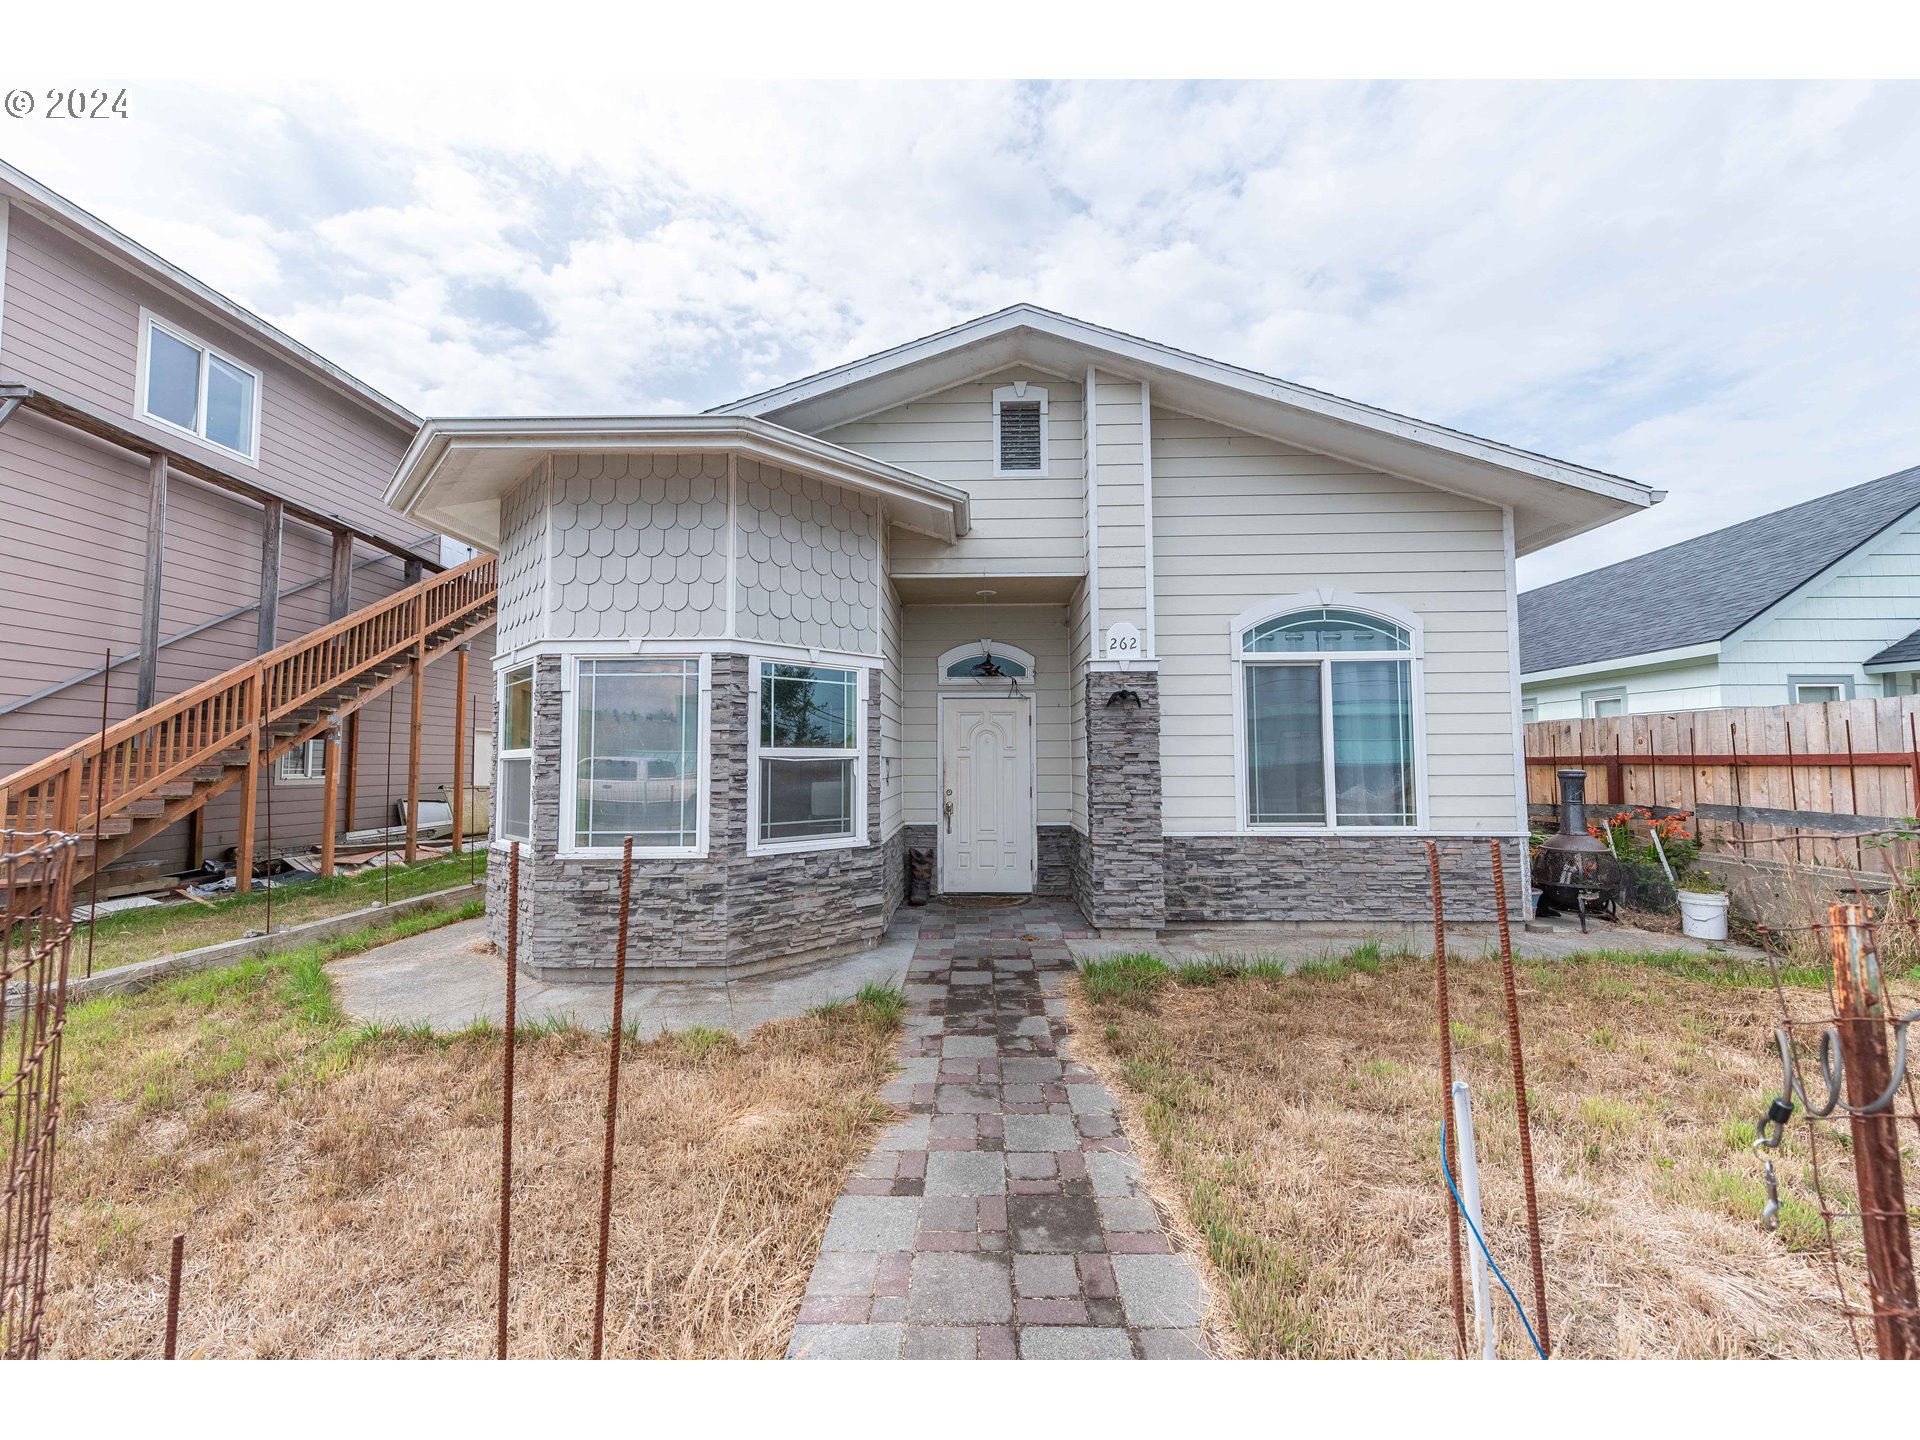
880 579 904 838
0 210 424 553
1150 410 1517 834
898 604 1073 829
822 369 1085 579
1094 373 1146 634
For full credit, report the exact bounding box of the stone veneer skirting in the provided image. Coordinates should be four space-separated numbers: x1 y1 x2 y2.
894 822 1074 899
488 653 891 980
1163 834 1530 925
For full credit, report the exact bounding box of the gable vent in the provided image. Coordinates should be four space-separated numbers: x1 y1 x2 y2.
998 402 1044 472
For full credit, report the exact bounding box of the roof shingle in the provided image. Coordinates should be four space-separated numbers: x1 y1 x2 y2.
1519 465 1920 675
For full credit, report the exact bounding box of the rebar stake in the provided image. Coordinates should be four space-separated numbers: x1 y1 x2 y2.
162 1232 184 1359
1490 838 1551 1357
497 842 520 1361
590 837 635 1359
1425 840 1469 1360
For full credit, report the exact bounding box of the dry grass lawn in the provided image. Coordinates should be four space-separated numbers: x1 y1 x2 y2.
29 916 901 1358
1070 942 1917 1359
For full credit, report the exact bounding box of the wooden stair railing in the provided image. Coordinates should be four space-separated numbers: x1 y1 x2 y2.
0 554 496 887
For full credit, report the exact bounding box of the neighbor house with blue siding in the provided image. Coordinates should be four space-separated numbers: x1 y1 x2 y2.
1520 465 1920 720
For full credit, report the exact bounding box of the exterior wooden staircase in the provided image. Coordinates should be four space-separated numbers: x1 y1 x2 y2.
0 555 496 891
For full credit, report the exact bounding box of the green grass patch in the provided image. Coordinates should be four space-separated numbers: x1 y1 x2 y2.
1079 951 1172 1003
72 852 485 976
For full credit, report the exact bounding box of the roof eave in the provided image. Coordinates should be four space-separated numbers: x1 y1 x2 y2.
386 415 971 550
1520 640 1724 686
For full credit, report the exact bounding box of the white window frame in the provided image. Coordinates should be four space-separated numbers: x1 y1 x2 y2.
1520 697 1538 723
991 382 1049 478
935 639 1039 689
496 662 535 845
558 651 710 859
135 308 264 465
1581 686 1627 718
747 654 868 855
1788 674 1853 705
278 737 327 785
1229 589 1429 835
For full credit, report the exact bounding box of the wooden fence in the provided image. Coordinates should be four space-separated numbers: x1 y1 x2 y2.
1524 696 1920 871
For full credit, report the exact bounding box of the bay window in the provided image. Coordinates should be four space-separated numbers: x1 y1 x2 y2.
571 657 703 853
752 660 864 848
498 664 534 842
1236 602 1421 830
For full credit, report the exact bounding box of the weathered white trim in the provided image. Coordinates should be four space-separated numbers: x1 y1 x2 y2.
1140 378 1157 660
0 158 417 429
745 654 870 856
495 637 883 672
541 455 556 639
134 307 265 467
1083 365 1101 658
557 649 710 860
1503 506 1528 838
991 381 1049 478
724 452 739 639
1520 640 1722 686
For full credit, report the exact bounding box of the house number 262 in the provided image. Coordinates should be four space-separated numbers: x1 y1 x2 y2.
1104 622 1142 659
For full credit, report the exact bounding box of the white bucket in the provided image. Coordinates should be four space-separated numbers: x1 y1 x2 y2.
1678 890 1729 941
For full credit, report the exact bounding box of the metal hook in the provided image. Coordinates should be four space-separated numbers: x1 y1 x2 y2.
1757 1151 1782 1232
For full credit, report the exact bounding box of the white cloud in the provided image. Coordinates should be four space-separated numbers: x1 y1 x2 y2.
6 79 1917 587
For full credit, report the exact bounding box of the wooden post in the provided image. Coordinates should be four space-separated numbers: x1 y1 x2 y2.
404 603 425 864
451 644 468 854
235 680 259 895
328 532 354 619
342 711 360 832
404 556 423 587
137 454 169 711
320 723 341 878
256 499 284 654
1827 904 1920 1360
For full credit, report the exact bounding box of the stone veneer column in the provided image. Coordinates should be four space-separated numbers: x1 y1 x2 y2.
1078 668 1166 934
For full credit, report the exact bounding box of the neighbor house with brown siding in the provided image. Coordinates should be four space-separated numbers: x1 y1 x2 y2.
0 158 493 882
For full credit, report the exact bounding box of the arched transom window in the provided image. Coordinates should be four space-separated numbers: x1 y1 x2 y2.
937 641 1037 686
1233 596 1422 829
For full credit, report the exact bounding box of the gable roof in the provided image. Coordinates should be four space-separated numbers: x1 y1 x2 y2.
1520 464 1920 677
1867 625 1920 671
718 303 1660 554
0 158 418 431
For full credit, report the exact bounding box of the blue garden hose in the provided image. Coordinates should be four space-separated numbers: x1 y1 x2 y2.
1440 1116 1549 1360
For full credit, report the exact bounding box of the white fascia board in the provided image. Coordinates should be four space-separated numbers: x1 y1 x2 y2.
1864 658 1919 675
724 304 1658 522
1520 640 1722 687
386 414 971 548
0 160 418 432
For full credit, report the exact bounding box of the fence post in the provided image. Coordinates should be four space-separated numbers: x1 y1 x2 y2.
1826 904 1920 1359
1425 841 1469 1359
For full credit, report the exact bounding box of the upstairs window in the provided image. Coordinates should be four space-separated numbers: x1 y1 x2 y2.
139 311 261 463
992 383 1048 476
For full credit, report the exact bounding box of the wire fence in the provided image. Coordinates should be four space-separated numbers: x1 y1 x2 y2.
1 829 79 1360
1752 903 1920 1359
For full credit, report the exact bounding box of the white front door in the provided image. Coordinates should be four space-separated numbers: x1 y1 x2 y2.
939 694 1035 894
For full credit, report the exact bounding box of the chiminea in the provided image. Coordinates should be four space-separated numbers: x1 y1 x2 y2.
1530 768 1622 931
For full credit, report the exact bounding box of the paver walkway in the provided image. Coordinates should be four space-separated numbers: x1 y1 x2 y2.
787 900 1211 1360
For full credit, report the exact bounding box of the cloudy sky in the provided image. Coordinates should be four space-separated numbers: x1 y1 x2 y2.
5 78 1915 588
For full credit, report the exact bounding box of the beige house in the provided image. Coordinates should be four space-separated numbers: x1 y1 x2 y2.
387 306 1655 977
